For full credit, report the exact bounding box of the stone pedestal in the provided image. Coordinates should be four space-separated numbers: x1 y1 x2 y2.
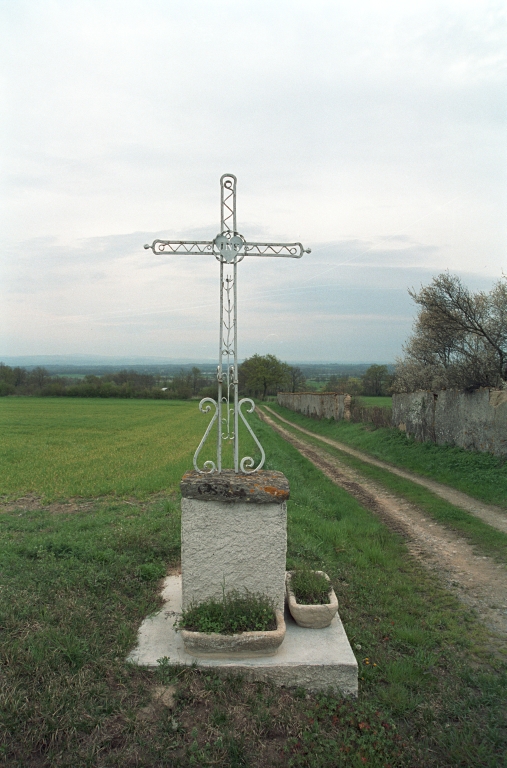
127 575 359 696
180 470 289 613
128 469 358 696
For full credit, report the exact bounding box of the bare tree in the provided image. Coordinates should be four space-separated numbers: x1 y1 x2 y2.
394 273 507 392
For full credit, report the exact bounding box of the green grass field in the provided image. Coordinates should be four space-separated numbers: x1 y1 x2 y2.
303 380 326 391
0 399 505 766
356 396 392 408
0 398 258 501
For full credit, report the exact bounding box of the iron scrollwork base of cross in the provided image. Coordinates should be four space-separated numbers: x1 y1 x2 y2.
144 174 310 474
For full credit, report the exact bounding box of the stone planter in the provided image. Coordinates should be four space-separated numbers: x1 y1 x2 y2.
180 609 286 658
286 571 338 629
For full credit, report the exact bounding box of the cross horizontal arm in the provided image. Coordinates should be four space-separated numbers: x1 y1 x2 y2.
244 242 310 258
144 239 214 256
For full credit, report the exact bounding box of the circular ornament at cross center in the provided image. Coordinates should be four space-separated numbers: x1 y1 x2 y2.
213 232 246 263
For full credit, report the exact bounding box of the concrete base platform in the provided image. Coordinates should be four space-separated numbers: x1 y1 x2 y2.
127 576 358 696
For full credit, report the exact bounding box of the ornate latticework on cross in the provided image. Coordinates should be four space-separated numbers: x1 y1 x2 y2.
144 174 310 474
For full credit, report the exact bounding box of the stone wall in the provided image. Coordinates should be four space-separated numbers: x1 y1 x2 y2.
392 389 507 457
277 392 350 421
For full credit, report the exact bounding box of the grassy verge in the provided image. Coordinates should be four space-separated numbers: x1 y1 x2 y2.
263 408 507 564
0 496 182 766
0 410 505 765
267 403 507 509
356 396 392 409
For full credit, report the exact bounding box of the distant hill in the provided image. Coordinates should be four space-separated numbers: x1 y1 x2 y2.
0 354 216 367
0 355 394 378
296 363 395 379
0 355 219 377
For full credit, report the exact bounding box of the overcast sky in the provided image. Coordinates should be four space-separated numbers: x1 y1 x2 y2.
1 0 505 364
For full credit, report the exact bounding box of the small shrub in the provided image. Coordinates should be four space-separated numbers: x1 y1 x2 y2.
178 589 276 634
349 403 392 428
290 569 331 605
137 562 166 581
0 381 14 396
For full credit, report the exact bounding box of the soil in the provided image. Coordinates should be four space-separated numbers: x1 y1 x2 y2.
0 491 175 515
259 407 507 639
0 494 100 515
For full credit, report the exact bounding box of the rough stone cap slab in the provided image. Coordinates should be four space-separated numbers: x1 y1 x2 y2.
180 470 290 504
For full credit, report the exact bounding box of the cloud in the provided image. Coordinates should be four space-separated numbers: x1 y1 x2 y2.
2 228 497 361
1 1 505 361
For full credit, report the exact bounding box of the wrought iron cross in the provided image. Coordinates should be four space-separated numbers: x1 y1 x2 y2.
144 174 310 474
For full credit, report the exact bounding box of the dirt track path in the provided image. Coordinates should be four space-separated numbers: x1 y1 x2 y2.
262 406 507 534
259 407 507 638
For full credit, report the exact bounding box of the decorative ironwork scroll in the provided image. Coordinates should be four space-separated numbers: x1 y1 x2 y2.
144 174 310 474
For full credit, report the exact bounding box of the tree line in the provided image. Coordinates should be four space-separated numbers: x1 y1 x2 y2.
0 360 301 400
323 365 393 397
0 357 394 400
4 271 501 400
0 366 215 400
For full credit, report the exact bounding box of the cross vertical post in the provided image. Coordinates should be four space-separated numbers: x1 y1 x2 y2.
218 174 239 472
144 174 310 474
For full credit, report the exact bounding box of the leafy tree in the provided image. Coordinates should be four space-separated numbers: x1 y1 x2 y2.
394 273 507 392
12 367 27 388
0 364 15 396
191 367 202 395
29 366 50 390
325 375 363 395
362 364 393 396
103 370 156 389
169 369 193 399
0 363 15 385
288 365 306 393
346 377 364 396
239 354 291 399
325 375 348 394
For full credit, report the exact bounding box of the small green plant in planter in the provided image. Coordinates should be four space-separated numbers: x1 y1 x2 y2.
178 589 286 657
178 589 277 634
286 570 339 629
290 568 332 605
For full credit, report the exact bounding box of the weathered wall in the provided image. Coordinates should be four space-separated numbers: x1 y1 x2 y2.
279 389 507 457
392 389 507 456
277 392 351 421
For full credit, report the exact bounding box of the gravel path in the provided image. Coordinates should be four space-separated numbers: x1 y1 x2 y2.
259 407 507 638
263 405 507 533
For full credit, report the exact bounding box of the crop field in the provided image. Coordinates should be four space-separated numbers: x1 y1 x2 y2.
0 398 506 766
0 398 258 501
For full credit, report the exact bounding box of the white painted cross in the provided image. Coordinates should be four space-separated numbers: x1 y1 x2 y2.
144 174 310 474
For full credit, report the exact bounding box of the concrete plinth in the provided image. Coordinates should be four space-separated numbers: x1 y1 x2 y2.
127 575 358 696
180 470 289 613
